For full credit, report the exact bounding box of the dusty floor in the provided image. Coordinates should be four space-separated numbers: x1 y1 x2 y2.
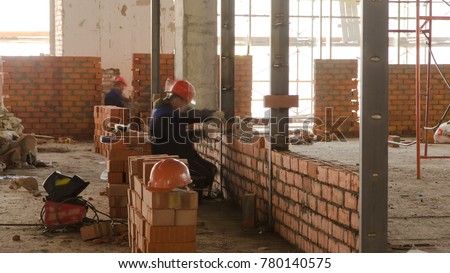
0 141 299 253
1 138 449 253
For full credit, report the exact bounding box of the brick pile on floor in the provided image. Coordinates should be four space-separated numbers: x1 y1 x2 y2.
128 155 197 253
93 105 151 219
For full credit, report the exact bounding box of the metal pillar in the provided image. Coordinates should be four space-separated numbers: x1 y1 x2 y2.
221 0 235 119
270 0 289 151
151 0 161 102
360 0 388 252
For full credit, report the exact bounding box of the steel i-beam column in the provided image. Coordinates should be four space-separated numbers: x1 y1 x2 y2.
270 0 289 151
151 0 161 102
221 0 235 119
360 0 389 253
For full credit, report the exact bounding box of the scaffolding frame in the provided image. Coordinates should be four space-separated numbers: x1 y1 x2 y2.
415 0 450 178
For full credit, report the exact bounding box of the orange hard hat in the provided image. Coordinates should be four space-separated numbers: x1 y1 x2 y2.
166 79 195 103
147 158 192 192
113 76 127 86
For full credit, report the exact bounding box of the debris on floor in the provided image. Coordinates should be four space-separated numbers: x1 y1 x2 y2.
57 137 76 144
0 105 47 170
8 176 41 197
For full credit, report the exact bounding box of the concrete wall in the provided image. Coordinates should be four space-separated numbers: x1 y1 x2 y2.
53 0 175 88
174 0 218 110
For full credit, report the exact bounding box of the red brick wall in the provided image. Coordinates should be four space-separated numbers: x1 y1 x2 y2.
131 54 253 118
1 56 102 139
388 65 450 137
131 53 175 117
314 60 359 138
235 56 252 117
195 138 359 253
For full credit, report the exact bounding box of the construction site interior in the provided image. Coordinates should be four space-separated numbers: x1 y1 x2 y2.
1 0 450 254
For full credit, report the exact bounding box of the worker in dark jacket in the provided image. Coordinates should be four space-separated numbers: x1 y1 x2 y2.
104 76 128 107
149 79 224 199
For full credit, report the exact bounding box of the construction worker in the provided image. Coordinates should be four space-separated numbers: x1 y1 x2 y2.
104 76 129 108
149 79 224 200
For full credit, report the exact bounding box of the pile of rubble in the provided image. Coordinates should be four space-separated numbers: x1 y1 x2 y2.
0 104 41 170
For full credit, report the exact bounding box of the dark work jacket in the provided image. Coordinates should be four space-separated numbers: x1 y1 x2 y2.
104 90 124 107
149 100 214 161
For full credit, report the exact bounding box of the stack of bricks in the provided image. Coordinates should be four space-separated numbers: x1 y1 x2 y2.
1 56 102 140
127 155 198 253
93 105 152 219
93 105 130 157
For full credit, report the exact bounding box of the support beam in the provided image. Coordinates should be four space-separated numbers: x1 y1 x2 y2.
174 0 218 110
221 0 235 119
270 0 289 151
151 0 161 100
360 0 388 253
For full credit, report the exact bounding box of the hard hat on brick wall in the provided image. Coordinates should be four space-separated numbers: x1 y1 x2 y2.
112 76 127 86
147 158 192 192
164 79 195 103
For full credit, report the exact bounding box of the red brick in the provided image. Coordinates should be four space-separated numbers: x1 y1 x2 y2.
327 204 338 222
321 184 332 201
338 208 351 227
317 165 329 182
307 161 319 179
344 191 358 210
350 212 359 230
298 159 308 175
332 188 344 206
338 171 352 190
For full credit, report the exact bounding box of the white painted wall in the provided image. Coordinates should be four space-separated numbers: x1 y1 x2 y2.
54 0 175 89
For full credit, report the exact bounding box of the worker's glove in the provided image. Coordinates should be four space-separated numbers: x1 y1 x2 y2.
200 111 224 141
211 110 225 120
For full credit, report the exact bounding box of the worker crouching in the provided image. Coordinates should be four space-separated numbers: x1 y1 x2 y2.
149 79 224 202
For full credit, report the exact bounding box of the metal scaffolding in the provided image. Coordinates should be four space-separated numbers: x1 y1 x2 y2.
415 0 450 178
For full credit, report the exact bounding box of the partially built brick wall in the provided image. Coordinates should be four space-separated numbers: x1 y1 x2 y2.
1 56 102 139
195 138 359 253
314 60 450 138
314 60 359 138
130 54 253 118
234 56 253 117
388 65 450 137
131 53 175 117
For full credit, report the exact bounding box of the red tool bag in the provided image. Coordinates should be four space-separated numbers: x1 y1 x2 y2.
42 201 87 228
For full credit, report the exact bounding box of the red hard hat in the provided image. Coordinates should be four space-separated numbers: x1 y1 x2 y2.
113 76 127 86
147 158 192 192
168 80 195 103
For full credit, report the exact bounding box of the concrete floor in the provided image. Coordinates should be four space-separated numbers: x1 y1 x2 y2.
3 139 449 253
0 142 298 253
